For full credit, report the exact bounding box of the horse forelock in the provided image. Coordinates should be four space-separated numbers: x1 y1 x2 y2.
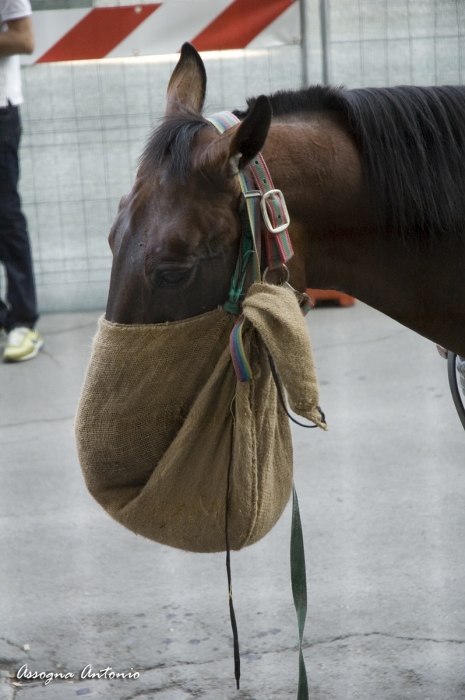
241 84 465 246
140 108 211 181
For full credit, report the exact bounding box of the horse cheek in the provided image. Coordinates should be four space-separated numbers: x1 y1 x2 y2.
106 239 148 323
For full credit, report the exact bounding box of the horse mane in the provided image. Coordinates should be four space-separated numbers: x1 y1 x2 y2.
140 106 210 180
239 85 465 244
142 87 465 244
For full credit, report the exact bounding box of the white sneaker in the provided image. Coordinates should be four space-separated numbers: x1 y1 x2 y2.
3 327 43 362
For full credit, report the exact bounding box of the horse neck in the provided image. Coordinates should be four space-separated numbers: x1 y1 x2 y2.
260 118 465 356
260 117 405 298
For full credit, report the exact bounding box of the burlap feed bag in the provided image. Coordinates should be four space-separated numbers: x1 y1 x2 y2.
75 283 326 553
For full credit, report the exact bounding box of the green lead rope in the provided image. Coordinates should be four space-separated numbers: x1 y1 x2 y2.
209 110 313 699
223 206 257 315
225 408 241 690
291 485 309 700
269 353 320 700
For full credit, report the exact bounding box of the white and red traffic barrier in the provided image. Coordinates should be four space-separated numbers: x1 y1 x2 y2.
23 0 299 64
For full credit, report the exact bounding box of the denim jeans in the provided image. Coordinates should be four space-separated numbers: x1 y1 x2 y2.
0 103 38 331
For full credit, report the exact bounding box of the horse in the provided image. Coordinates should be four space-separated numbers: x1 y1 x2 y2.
106 42 465 359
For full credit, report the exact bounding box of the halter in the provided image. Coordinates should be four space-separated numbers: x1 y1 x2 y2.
208 111 313 382
208 111 314 700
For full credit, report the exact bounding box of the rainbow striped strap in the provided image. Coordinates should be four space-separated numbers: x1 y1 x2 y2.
207 111 294 271
207 111 239 132
207 111 294 382
298 294 314 317
249 154 293 269
229 314 253 382
208 111 262 300
208 112 260 382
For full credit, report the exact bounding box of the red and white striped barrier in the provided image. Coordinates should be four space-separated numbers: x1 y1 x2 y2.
23 0 299 64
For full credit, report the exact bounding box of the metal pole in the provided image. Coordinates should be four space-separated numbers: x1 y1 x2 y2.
320 0 330 84
299 0 309 88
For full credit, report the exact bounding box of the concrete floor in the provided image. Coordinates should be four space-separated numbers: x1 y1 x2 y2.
0 302 464 700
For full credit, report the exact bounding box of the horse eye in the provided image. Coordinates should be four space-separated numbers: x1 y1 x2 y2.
158 269 192 287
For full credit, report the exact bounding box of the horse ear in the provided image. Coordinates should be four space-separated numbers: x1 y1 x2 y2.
231 95 272 169
198 96 272 176
166 43 206 116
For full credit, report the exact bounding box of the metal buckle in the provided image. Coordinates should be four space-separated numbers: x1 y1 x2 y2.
262 264 290 285
243 190 262 199
262 265 313 311
260 189 290 234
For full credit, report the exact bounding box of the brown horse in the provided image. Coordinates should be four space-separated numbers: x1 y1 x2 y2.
106 43 465 358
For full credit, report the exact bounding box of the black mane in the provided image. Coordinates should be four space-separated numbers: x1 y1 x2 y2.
141 107 210 180
240 85 465 244
143 86 465 244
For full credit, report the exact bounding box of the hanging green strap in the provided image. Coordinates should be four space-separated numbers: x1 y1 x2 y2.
207 112 266 315
223 203 260 315
210 111 311 700
291 485 309 700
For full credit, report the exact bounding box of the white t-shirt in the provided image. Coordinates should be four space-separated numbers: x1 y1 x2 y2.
0 0 32 107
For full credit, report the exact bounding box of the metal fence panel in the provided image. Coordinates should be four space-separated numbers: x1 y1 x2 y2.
326 0 465 86
15 47 302 312
2 1 464 313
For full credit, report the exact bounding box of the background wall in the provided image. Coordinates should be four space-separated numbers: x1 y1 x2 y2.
326 0 465 87
5 0 465 313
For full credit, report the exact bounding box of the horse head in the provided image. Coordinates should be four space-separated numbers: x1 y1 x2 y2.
106 43 272 324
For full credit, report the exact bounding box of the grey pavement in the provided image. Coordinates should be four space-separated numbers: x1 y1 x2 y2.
0 302 464 700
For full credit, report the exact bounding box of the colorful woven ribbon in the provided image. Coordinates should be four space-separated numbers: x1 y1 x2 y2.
208 111 299 382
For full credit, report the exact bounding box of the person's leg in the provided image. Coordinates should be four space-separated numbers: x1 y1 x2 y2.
0 104 38 332
0 298 9 329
